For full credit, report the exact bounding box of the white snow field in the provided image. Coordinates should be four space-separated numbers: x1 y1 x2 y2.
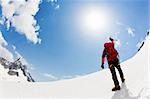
0 33 149 99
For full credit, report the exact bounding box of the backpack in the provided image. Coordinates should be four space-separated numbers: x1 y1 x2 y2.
104 42 118 61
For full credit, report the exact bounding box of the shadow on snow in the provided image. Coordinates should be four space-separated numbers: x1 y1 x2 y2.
111 83 144 99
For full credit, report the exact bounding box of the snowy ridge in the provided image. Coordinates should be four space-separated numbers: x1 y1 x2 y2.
0 57 34 82
0 32 149 99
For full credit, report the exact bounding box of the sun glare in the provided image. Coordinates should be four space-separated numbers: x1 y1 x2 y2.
78 6 111 38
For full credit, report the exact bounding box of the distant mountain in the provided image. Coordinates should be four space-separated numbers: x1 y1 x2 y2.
0 57 34 82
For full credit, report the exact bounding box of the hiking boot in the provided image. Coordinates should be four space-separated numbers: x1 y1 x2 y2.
112 85 120 91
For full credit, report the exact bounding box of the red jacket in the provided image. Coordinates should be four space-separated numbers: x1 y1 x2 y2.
102 41 118 64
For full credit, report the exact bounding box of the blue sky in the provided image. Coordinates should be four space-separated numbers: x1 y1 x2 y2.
0 0 149 81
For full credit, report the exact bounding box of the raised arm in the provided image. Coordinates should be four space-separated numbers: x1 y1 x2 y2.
102 49 106 64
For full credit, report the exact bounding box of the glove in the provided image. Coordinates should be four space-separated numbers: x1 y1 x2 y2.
101 63 104 69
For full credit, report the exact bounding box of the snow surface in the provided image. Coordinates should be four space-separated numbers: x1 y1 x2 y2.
0 34 149 99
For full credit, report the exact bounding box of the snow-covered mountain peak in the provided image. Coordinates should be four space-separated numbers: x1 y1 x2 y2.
0 57 34 82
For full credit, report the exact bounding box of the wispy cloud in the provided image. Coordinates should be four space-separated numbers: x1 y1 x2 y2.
116 21 123 26
0 46 14 62
0 30 33 65
47 0 60 10
0 17 4 25
115 39 121 48
0 31 14 61
43 73 58 81
61 74 84 80
126 42 129 45
12 45 16 50
0 31 8 46
113 32 121 48
136 39 145 49
127 27 135 37
55 5 60 9
116 21 136 37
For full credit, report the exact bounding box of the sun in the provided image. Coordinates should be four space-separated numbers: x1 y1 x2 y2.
84 9 108 31
78 6 111 38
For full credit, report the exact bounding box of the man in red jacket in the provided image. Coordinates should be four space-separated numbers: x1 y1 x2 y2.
101 37 125 91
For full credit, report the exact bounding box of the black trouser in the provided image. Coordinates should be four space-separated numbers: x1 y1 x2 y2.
108 58 124 86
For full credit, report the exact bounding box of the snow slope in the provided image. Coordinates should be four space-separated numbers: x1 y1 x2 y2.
0 33 149 99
